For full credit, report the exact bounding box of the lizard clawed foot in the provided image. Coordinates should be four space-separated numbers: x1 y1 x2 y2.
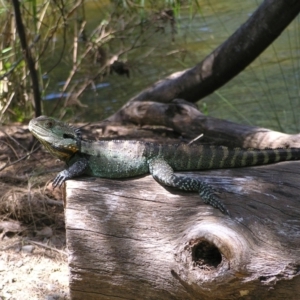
199 183 229 215
52 170 69 188
202 196 230 215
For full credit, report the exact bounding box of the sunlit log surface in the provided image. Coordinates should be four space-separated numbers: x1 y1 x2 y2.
65 161 300 300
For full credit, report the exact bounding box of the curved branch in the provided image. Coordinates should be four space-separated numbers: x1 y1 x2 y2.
121 0 300 105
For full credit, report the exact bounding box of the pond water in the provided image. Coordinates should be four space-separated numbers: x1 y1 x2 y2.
42 0 300 133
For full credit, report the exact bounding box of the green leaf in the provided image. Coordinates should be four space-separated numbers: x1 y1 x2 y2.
2 47 12 54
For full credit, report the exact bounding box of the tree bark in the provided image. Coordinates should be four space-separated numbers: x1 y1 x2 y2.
65 161 300 299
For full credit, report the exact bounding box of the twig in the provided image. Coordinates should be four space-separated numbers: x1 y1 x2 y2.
0 92 15 122
27 240 68 256
0 58 23 81
0 128 28 151
0 140 19 159
27 182 36 230
0 36 40 81
187 133 204 145
0 146 40 172
44 197 64 206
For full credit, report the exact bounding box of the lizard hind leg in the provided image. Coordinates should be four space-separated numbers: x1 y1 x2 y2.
148 158 229 215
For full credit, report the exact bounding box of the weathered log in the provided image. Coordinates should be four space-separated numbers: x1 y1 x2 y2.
96 101 300 149
65 162 300 300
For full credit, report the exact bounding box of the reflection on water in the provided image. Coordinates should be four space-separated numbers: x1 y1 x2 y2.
43 0 300 133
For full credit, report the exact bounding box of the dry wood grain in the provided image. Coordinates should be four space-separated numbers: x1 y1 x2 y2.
65 161 300 299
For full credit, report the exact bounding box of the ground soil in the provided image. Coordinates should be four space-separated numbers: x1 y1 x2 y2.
0 120 180 300
0 124 69 300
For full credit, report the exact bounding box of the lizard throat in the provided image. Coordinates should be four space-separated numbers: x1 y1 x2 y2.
42 140 77 162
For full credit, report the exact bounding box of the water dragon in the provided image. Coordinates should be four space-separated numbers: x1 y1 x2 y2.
29 116 300 215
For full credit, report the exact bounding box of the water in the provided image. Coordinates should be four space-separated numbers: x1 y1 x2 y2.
42 0 300 133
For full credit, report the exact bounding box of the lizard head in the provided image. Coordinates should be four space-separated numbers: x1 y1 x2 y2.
29 116 81 162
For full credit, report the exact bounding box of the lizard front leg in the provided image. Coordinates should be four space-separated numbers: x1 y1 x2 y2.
148 158 229 215
53 157 89 187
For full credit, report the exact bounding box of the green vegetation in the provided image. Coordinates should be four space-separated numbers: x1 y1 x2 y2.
0 0 200 123
1 0 299 133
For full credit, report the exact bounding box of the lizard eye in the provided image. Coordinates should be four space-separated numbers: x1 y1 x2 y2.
45 121 53 128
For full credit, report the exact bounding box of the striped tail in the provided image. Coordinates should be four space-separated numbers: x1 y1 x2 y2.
165 145 300 171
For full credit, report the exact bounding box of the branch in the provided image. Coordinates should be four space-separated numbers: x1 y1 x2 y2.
118 0 300 105
11 0 42 117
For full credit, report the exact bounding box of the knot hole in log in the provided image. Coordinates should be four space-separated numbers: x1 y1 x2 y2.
191 239 222 270
172 221 253 295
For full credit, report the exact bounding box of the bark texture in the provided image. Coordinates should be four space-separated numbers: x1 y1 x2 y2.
65 161 300 300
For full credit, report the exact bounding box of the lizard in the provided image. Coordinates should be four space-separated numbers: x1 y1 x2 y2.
29 115 300 215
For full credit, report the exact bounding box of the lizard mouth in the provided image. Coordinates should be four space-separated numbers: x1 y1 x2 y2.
28 118 49 139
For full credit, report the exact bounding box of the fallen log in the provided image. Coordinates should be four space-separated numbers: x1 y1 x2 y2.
64 161 300 300
95 101 300 149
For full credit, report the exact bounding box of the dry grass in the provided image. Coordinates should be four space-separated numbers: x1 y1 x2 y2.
0 124 69 299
